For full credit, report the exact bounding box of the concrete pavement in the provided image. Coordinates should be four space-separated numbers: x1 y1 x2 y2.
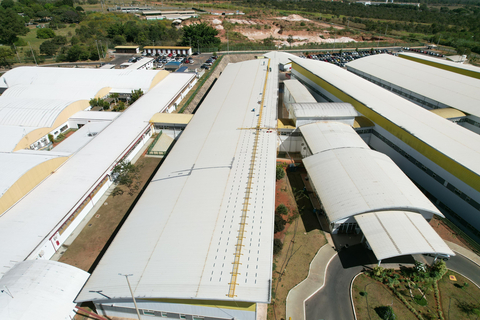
285 243 337 320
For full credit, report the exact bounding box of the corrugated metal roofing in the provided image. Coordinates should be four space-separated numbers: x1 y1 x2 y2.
0 150 68 201
429 108 466 119
346 54 480 117
300 121 369 155
126 57 154 70
355 211 454 260
76 58 277 304
0 260 89 320
69 110 120 121
293 102 358 119
149 113 193 124
291 57 480 178
0 72 195 277
283 79 316 103
303 148 442 223
399 52 480 74
265 51 297 66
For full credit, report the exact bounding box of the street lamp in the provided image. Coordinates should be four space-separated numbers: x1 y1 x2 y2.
118 273 142 320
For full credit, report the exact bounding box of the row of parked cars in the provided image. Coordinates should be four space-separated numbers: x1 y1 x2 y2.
299 49 389 67
200 56 218 70
402 47 445 58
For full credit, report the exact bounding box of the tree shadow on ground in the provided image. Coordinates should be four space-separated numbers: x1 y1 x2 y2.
286 168 321 232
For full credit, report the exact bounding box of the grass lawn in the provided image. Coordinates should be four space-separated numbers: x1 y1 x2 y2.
268 168 326 320
439 270 480 319
16 25 77 64
354 269 480 320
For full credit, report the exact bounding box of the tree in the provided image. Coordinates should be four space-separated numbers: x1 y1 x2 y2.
112 34 126 46
39 40 58 55
0 8 29 44
130 89 144 103
0 46 14 67
274 213 286 233
66 44 83 61
273 238 283 255
37 28 56 39
276 165 285 180
287 35 294 48
263 35 275 47
111 160 143 196
276 204 288 215
1 0 14 9
180 22 221 48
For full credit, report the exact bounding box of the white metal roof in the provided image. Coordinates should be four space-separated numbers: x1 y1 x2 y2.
293 102 358 119
303 148 442 223
0 150 69 201
0 260 89 320
291 57 480 178
283 79 316 103
355 211 454 260
77 59 278 303
69 110 120 121
0 72 194 277
126 57 154 70
399 52 480 74
300 121 370 155
0 66 164 90
0 126 38 153
346 54 480 117
52 121 112 154
265 51 297 66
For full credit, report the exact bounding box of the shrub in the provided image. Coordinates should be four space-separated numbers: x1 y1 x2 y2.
276 166 285 180
274 214 286 233
276 204 288 216
375 306 396 320
37 28 55 39
273 238 283 255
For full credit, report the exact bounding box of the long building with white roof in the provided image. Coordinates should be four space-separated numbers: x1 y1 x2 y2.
290 56 480 241
346 54 480 134
398 51 480 79
76 58 278 319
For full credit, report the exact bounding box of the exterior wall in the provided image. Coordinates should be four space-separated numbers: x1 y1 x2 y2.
26 126 153 262
296 118 354 127
459 115 480 135
164 76 197 113
278 133 304 154
94 300 256 320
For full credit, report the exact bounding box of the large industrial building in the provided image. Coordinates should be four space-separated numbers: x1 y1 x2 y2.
0 66 196 319
76 58 278 319
289 56 480 241
346 54 480 134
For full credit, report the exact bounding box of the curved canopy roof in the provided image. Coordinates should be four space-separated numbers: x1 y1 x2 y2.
303 148 442 223
355 211 454 260
0 260 89 320
293 103 358 119
300 121 369 155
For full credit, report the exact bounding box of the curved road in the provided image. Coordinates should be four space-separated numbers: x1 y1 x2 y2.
305 250 480 320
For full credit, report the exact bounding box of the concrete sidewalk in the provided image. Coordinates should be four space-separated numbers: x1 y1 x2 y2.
446 240 480 266
285 244 337 320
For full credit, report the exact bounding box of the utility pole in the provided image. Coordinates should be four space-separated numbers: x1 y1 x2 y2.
227 31 229 55
28 42 37 66
118 274 142 320
95 40 102 61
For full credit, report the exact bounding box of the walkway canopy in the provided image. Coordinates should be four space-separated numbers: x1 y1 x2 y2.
355 211 454 260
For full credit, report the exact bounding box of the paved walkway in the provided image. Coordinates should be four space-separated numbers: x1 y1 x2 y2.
285 243 337 320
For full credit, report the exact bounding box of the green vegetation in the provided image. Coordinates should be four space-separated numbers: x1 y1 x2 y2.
130 88 144 104
0 46 14 67
276 204 289 216
36 28 55 39
180 22 221 49
276 165 285 180
274 213 286 233
89 97 110 110
273 238 283 255
111 160 143 197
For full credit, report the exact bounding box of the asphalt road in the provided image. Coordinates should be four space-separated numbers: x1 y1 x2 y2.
306 248 480 320
306 254 362 320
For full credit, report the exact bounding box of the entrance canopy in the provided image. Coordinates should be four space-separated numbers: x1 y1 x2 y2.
355 211 454 261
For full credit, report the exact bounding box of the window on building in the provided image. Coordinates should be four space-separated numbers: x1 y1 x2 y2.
143 310 155 316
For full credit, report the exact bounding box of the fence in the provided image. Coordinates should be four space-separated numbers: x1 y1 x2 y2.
146 131 165 156
177 55 224 114
194 41 424 54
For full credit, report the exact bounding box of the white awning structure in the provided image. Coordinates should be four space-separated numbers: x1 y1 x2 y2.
0 260 89 320
293 103 358 119
300 121 369 154
303 147 443 223
355 211 454 260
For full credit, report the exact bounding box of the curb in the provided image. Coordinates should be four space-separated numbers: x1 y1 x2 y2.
350 272 364 320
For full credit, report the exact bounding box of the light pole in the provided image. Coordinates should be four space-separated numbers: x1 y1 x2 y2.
197 40 200 54
119 273 142 320
227 31 229 55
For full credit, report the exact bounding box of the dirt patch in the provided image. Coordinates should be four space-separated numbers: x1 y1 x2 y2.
269 163 326 320
275 14 311 22
58 155 161 272
429 215 472 250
